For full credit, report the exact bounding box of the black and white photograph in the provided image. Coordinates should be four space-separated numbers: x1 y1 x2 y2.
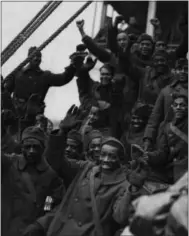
1 1 188 236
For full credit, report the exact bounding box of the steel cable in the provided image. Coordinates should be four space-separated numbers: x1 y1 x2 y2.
2 1 62 66
5 1 93 80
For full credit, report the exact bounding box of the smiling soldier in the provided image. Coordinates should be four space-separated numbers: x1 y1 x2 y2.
23 133 141 236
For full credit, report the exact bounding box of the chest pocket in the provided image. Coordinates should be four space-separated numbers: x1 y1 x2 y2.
15 72 48 100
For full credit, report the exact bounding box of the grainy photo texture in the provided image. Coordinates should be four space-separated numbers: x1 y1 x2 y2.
1 1 188 236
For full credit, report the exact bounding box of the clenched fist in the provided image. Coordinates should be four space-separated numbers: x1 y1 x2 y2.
76 20 85 30
150 18 160 28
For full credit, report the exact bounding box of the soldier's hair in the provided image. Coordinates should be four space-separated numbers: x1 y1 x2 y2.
99 63 115 76
172 93 188 104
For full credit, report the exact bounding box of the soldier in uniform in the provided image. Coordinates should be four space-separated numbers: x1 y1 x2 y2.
2 126 65 236
83 129 102 163
145 93 188 184
137 49 174 105
121 102 153 165
77 60 125 138
4 46 77 117
24 133 140 236
143 58 188 151
76 19 140 128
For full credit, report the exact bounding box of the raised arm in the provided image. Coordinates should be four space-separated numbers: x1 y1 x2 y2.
45 105 87 181
76 20 112 63
113 179 148 226
76 57 97 106
45 63 76 87
150 18 163 42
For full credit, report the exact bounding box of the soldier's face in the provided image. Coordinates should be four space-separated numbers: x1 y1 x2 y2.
64 138 80 159
139 40 153 56
175 65 188 82
30 55 41 67
13 97 27 117
22 138 44 164
99 144 120 171
155 41 166 51
131 115 145 131
88 106 100 126
88 137 101 162
172 97 188 120
111 74 124 92
100 68 112 85
117 32 128 51
153 55 168 73
47 121 53 134
35 115 47 132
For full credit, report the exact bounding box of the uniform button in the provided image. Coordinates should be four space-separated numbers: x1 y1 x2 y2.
68 214 72 219
78 221 82 227
74 198 79 202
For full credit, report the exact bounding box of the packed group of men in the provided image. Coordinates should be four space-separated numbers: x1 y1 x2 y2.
1 14 188 236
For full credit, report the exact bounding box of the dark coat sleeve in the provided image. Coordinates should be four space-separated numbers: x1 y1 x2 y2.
76 70 95 108
147 128 170 166
45 64 76 87
144 90 165 143
82 35 112 62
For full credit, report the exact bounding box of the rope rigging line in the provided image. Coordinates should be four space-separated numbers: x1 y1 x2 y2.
1 1 62 66
5 1 93 80
1 1 52 58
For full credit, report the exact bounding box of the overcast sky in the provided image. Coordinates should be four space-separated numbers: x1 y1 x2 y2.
2 1 104 121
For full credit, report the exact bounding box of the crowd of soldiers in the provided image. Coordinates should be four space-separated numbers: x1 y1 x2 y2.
1 13 188 236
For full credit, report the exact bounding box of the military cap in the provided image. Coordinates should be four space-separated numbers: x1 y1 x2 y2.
84 129 102 151
101 137 125 157
137 33 154 44
21 126 46 146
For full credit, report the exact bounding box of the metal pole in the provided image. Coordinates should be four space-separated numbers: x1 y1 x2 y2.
2 1 62 66
100 2 108 29
91 1 98 38
5 1 93 79
146 1 157 36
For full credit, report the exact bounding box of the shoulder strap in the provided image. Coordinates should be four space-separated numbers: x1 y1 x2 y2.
170 123 188 144
89 167 104 236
